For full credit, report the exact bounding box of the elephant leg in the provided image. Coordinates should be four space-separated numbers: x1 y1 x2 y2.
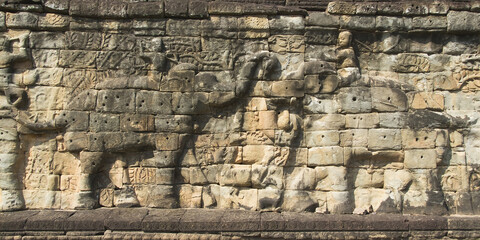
75 151 103 209
0 120 24 211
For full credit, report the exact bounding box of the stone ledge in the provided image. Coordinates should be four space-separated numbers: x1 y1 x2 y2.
1 209 480 234
0 0 474 19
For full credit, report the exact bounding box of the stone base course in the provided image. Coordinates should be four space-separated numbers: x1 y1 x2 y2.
1 209 480 239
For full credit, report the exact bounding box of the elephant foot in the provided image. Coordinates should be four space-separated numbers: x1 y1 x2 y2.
74 191 98 210
114 186 139 208
1 190 25 212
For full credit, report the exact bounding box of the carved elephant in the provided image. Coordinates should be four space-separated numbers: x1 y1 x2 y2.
35 51 282 209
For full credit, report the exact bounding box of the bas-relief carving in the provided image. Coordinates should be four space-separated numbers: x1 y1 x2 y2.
0 15 474 215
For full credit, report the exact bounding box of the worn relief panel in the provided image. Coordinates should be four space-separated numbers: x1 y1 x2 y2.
0 0 479 216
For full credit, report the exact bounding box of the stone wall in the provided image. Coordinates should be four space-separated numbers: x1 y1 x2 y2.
0 0 479 215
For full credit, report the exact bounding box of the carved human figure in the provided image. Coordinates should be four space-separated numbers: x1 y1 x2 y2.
336 31 360 87
0 33 30 211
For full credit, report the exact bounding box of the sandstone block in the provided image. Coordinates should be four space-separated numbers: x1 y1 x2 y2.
345 113 379 129
127 2 164 17
326 191 353 214
308 146 344 166
0 173 21 190
306 12 339 27
252 165 283 189
405 149 437 169
89 113 119 132
448 11 480 32
327 2 356 15
284 167 316 190
281 190 316 212
155 115 192 133
368 129 402 150
178 185 202 208
403 190 447 215
337 87 372 113
351 168 384 188
340 129 368 148
269 16 304 34
315 166 348 191
412 16 447 30
202 184 220 208
6 12 38 28
189 1 208 18
409 92 445 111
303 95 340 114
98 0 127 18
371 87 408 112
305 130 339 147
0 154 17 173
135 185 176 208
384 169 412 191
63 132 87 152
258 188 282 211
304 114 345 131
155 168 174 185
220 186 258 211
439 166 470 192
401 129 437 149
220 164 252 187
242 145 275 164
120 114 155 132
354 188 400 214
44 0 69 12
375 16 405 31
155 133 179 151
340 16 376 30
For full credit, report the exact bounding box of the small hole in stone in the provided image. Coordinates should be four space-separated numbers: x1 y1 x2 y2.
92 162 96 166
69 139 72 143
126 104 129 106
416 138 419 141
352 133 355 136
424 137 428 140
387 97 391 101
320 64 324 67
87 93 90 96
420 155 424 159
102 103 106 106
63 113 66 116
166 121 170 124
105 96 108 99
166 137 169 140
142 100 145 103
128 118 131 121
160 103 163 106
94 138 97 140
383 136 386 139
72 119 76 122
360 118 363 120
116 95 119 99
104 120 107 123
139 104 143 107
352 97 357 101
135 121 139 124
321 135 325 138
